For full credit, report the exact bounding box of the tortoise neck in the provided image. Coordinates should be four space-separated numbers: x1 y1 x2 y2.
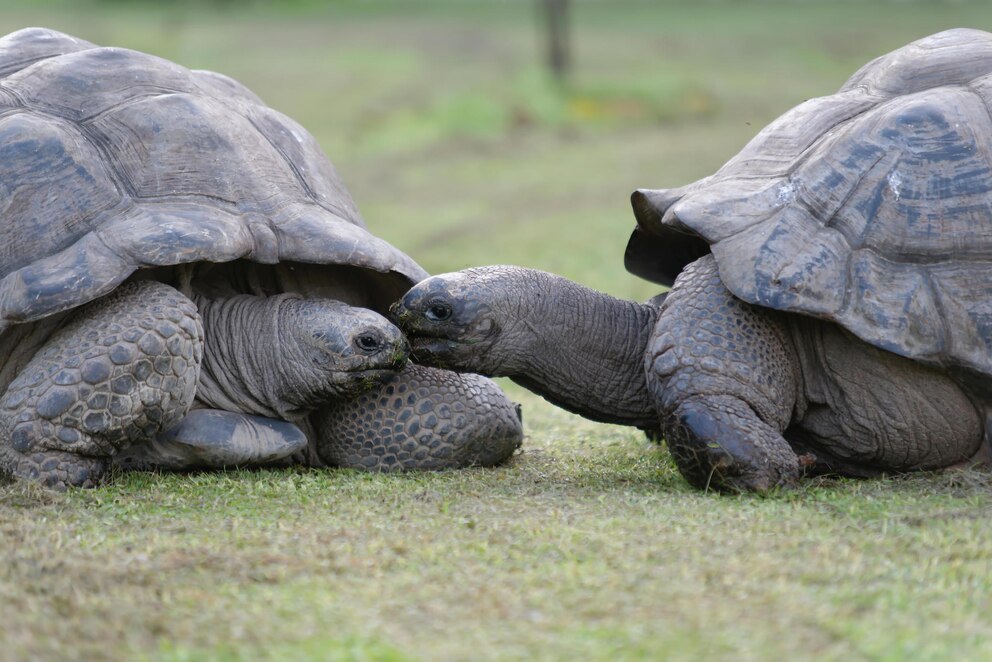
194 293 306 419
503 270 660 428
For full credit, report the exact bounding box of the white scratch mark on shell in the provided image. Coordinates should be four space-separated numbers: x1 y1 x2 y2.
776 180 797 206
887 170 902 200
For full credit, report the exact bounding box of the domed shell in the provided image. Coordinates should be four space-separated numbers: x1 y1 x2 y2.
627 28 992 384
0 28 426 333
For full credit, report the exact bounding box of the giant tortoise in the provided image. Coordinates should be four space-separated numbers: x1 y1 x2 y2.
392 29 992 492
0 28 521 490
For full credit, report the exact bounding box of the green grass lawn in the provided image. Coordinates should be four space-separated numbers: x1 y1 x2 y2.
3 1 992 659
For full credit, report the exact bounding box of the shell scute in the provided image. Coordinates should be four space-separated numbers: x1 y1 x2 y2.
0 112 121 279
629 28 992 378
5 47 195 120
846 251 944 356
0 28 426 338
191 69 265 108
841 28 992 97
88 92 305 206
245 103 363 225
713 88 883 183
0 28 94 78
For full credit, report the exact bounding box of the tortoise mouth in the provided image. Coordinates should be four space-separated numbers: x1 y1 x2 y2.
407 334 464 365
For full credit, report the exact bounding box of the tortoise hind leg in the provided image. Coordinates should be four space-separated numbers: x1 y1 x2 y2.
0 281 202 490
311 365 523 471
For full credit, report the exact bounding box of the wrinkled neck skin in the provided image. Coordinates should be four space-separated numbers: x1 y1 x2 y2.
494 271 659 428
195 293 327 420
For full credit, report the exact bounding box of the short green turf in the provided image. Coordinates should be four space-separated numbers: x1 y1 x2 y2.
2 2 992 660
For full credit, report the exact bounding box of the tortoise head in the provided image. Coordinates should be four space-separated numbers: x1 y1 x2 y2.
390 266 542 377
278 297 411 404
195 294 410 419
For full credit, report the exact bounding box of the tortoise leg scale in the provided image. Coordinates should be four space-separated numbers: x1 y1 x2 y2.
0 281 202 489
648 256 802 492
311 364 523 471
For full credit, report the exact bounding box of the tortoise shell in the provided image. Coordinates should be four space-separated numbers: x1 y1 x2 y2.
627 28 992 384
0 27 426 335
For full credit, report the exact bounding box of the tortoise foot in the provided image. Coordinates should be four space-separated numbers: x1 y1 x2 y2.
664 395 800 493
1 446 107 491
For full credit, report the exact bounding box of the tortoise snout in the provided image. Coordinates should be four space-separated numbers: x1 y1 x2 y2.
388 299 407 326
389 336 411 369
389 292 423 330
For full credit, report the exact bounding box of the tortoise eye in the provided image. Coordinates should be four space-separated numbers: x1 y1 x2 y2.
425 302 453 322
355 334 381 353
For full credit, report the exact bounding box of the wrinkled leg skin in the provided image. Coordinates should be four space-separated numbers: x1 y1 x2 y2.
0 281 203 490
309 364 523 471
648 256 802 493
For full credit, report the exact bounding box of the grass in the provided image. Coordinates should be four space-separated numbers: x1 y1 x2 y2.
3 1 992 659
5 407 992 660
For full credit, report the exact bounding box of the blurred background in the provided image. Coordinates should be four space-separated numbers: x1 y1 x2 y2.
2 0 990 303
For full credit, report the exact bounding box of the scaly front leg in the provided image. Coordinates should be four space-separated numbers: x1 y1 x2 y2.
0 281 203 489
648 256 804 492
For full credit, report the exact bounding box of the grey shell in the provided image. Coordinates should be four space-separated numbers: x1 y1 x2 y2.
0 27 427 336
627 28 992 385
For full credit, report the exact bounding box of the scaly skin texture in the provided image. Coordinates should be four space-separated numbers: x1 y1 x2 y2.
110 291 410 476
193 293 408 418
655 257 984 490
113 365 523 473
649 256 803 491
0 281 411 488
393 258 988 493
392 266 658 428
112 409 308 471
0 281 202 489
310 364 522 471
